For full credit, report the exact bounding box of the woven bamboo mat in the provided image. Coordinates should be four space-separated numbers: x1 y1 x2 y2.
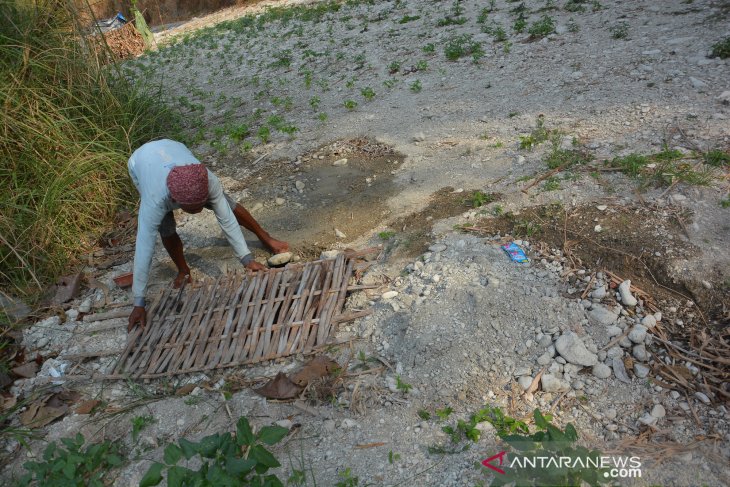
112 251 374 379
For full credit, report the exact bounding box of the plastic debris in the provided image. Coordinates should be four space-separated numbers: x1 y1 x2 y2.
502 242 529 263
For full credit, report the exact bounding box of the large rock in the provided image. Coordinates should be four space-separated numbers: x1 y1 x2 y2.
628 325 647 343
588 304 619 325
592 363 612 379
555 332 598 366
541 374 570 393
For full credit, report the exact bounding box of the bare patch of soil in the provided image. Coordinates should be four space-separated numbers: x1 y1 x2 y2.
468 203 729 324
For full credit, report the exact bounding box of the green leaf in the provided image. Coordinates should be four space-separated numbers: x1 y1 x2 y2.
43 443 57 461
140 462 165 487
565 423 578 441
167 465 195 487
62 461 76 479
225 456 257 476
107 454 123 466
533 409 548 429
257 425 288 445
197 434 220 458
178 438 198 460
249 445 281 468
236 417 255 446
164 444 183 465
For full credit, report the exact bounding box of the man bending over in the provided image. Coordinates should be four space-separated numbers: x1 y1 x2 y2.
126 139 288 331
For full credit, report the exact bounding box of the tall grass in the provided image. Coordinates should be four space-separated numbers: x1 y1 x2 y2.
0 0 178 298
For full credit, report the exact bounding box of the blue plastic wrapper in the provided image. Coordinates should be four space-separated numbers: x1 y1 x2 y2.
502 242 529 263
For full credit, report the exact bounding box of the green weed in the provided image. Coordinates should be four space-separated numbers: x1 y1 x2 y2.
704 149 730 167
0 0 177 294
609 21 629 39
410 80 423 93
435 407 454 420
344 99 358 110
467 190 496 208
258 126 271 144
388 60 401 74
361 86 376 100
422 43 436 53
18 434 123 487
131 415 156 442
519 115 551 149
528 15 556 38
444 34 484 61
395 375 412 393
388 450 401 464
544 147 593 169
399 14 421 23
140 417 288 487
542 177 561 191
710 37 730 58
417 409 432 420
378 231 396 240
309 95 321 110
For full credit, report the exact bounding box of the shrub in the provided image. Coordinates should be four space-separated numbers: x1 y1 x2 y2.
0 0 176 296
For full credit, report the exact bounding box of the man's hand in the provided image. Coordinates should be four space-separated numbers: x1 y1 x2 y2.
128 306 146 332
245 260 267 273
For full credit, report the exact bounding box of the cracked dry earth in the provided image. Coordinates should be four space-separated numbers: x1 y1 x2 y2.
2 0 730 485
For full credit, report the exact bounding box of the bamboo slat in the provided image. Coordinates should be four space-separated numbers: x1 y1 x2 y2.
113 253 373 378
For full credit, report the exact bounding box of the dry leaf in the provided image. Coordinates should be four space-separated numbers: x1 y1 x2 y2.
11 362 38 379
291 356 340 386
254 372 303 400
75 399 101 415
175 384 196 396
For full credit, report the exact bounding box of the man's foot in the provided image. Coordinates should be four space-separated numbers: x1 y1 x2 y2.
173 270 192 288
264 237 289 255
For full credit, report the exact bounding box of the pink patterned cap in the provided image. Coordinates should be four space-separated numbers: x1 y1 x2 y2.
166 164 208 206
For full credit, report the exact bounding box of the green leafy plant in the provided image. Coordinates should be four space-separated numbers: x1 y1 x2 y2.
388 60 401 74
417 409 432 420
378 231 396 240
132 415 156 442
444 34 484 61
519 115 551 149
467 190 495 208
487 409 609 487
542 176 561 191
528 14 555 39
513 13 527 33
19 433 123 487
395 375 412 393
704 149 730 167
360 86 376 100
335 467 360 487
388 450 401 464
399 14 421 23
435 407 454 420
422 43 435 53
229 124 250 143
711 37 730 58
721 195 730 208
140 417 288 487
344 99 358 110
410 79 422 93
544 147 593 169
309 95 321 110
415 60 429 71
564 0 588 12
609 21 629 39
258 126 271 144
609 153 649 177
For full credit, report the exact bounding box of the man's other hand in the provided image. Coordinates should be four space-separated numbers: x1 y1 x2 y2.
128 306 146 332
245 260 267 273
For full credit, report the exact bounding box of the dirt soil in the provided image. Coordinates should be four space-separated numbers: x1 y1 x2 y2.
2 0 729 485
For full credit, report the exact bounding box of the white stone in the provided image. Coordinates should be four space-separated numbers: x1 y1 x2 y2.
641 315 657 329
633 363 650 378
79 299 92 313
628 325 647 343
650 404 666 419
428 244 447 252
694 392 710 404
320 250 341 259
295 180 305 190
632 344 649 362
555 332 598 366
332 158 348 166
335 228 346 238
517 376 533 390
413 132 426 142
268 252 292 266
275 197 285 205
541 374 570 393
689 76 707 89
588 304 619 325
618 280 637 307
592 363 612 379
381 291 399 300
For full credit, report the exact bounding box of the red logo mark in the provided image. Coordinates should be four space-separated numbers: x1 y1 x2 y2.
482 451 508 475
